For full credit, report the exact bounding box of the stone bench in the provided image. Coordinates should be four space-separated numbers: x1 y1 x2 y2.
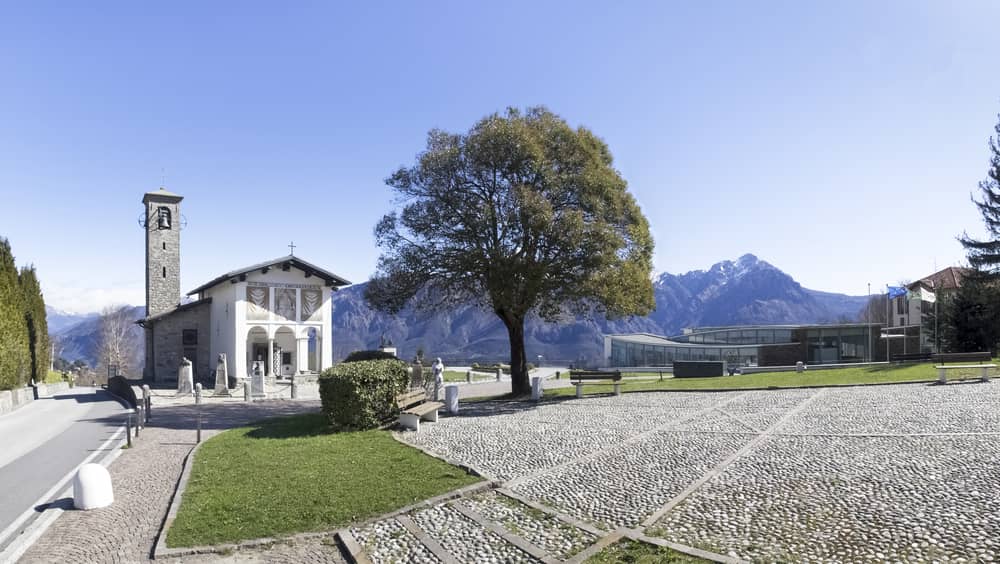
397 389 444 432
935 364 995 384
568 370 623 398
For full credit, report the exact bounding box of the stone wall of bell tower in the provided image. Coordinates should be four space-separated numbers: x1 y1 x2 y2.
142 188 183 317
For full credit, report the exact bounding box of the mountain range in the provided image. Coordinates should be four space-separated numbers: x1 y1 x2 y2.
331 254 866 363
50 254 867 367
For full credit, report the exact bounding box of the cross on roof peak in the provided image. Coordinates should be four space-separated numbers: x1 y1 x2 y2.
288 241 296 255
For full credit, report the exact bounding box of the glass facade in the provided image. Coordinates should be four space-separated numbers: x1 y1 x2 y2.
675 327 795 345
609 339 761 367
608 324 875 368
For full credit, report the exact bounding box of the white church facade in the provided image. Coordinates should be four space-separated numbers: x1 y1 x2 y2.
139 188 350 384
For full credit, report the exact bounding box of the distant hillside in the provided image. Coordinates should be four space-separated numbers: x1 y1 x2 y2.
50 255 868 368
45 306 98 333
51 305 144 369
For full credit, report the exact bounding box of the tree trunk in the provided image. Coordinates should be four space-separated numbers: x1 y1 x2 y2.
502 315 530 396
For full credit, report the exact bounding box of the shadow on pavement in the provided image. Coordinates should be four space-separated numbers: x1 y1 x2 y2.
34 497 74 512
49 392 105 404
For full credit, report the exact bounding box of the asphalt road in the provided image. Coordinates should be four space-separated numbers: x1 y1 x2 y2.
0 387 126 552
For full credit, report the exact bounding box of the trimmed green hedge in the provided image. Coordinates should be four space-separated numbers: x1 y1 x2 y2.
319 359 410 431
343 349 398 363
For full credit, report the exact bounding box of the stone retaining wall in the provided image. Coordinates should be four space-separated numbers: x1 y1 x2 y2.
0 381 74 417
0 386 36 416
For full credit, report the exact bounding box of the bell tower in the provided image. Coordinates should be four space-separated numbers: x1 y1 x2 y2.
142 188 183 317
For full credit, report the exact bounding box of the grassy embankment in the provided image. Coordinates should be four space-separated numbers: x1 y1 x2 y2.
166 413 481 547
536 363 945 398
443 369 494 383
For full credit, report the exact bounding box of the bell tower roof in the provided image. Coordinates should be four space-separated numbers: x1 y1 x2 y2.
142 187 183 203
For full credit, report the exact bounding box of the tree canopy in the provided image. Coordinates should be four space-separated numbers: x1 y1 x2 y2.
960 112 1000 275
951 111 1000 353
365 106 655 394
0 238 31 390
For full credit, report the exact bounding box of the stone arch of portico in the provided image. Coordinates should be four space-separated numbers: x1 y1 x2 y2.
298 326 322 373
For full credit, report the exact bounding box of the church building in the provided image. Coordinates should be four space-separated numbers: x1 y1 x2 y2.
138 188 351 384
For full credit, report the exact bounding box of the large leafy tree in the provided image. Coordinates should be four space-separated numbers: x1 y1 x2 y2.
366 106 655 395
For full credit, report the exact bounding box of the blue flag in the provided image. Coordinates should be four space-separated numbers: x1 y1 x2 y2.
887 286 907 299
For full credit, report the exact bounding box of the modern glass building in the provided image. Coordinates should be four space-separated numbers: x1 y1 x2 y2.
605 323 882 368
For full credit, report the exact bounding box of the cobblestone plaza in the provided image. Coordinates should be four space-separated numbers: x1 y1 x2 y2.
20 382 1000 563
395 383 1000 563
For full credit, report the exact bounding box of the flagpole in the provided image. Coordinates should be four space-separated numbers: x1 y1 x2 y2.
933 281 938 353
886 285 890 362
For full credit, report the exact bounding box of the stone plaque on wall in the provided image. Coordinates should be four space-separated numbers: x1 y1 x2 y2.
246 286 269 321
274 288 297 321
301 289 322 321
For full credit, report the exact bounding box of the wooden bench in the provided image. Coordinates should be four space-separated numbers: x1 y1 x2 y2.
396 389 444 431
568 370 622 398
934 352 992 364
891 352 934 363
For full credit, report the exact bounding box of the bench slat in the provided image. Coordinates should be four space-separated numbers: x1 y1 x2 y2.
403 401 444 416
397 389 427 408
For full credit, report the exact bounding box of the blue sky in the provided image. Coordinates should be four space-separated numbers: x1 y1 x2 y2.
1 1 999 313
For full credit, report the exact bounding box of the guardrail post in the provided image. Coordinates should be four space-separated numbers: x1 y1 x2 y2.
142 385 151 423
194 383 203 443
125 409 134 448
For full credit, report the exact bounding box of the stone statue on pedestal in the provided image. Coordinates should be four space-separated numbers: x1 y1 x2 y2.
214 353 230 396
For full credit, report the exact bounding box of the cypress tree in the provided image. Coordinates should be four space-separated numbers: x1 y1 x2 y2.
20 265 50 384
0 238 30 389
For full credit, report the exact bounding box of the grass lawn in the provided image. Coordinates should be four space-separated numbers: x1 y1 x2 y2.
443 369 493 383
546 363 941 397
166 412 481 547
586 539 710 563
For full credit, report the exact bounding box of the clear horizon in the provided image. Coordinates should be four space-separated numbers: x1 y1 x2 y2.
2 1 999 313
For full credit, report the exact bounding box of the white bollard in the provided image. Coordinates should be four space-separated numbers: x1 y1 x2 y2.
73 463 114 510
938 367 947 384
445 384 459 415
531 376 542 401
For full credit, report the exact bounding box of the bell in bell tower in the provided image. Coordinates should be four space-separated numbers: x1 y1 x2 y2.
141 188 183 317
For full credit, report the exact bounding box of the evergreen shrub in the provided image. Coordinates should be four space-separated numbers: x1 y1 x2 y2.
343 349 398 363
319 359 409 431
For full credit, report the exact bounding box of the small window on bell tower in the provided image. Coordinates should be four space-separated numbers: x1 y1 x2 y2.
157 206 172 229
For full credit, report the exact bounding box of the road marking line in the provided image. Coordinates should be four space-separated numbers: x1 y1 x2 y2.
0 422 126 563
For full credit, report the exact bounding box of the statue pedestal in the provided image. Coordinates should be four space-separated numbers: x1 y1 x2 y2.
251 362 266 399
